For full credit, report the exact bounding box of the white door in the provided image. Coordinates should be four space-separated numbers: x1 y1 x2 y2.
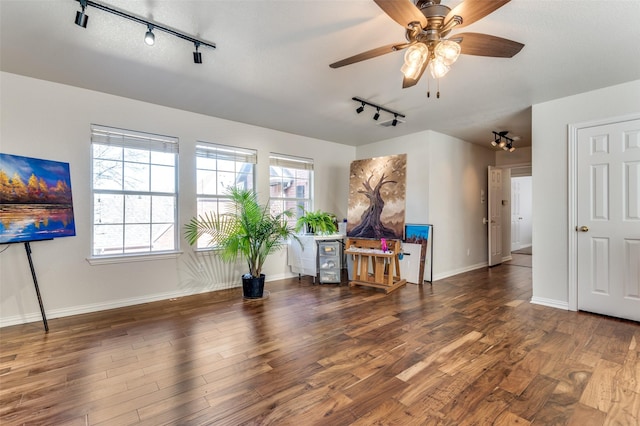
488 167 502 266
511 177 532 251
577 118 640 322
511 178 522 251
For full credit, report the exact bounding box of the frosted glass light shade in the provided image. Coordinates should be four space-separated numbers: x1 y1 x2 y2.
429 57 450 79
401 43 429 80
434 40 461 65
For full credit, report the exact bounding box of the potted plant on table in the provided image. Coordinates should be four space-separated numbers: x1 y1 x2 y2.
184 187 298 299
295 209 338 235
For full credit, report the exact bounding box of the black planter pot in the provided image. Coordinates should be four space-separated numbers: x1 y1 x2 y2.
242 274 265 299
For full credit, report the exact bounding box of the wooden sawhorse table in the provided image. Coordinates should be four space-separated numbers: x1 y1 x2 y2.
345 237 406 294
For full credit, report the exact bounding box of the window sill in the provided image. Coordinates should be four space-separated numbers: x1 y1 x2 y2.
86 251 183 265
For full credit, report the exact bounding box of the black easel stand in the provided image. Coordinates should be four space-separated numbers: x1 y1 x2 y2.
24 242 49 332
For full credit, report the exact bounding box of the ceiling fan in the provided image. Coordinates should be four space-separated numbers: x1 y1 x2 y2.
330 0 524 89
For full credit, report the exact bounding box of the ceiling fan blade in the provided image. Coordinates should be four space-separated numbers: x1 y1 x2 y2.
374 0 427 28
402 56 431 88
446 0 510 29
456 32 524 57
329 42 404 68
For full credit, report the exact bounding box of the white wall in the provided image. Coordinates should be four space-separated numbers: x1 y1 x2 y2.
0 72 355 327
495 146 531 167
531 79 640 308
356 130 495 279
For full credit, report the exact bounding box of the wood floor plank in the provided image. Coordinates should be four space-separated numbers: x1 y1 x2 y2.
0 255 638 425
579 358 623 413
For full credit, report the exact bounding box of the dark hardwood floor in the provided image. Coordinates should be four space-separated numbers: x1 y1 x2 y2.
1 254 638 425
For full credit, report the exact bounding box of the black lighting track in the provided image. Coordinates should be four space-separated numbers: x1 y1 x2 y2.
76 0 216 50
352 97 405 119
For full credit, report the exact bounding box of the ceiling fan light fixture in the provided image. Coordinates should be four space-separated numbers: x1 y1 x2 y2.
429 58 450 79
401 43 429 80
434 40 461 66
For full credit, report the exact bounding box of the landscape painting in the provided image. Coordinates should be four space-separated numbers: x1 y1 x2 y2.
405 223 433 282
347 154 406 240
0 153 76 244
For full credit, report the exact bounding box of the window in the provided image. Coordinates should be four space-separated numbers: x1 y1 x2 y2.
269 153 313 228
195 142 257 248
91 125 178 257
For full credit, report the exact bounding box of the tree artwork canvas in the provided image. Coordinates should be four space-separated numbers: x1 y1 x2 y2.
347 154 406 240
0 153 76 244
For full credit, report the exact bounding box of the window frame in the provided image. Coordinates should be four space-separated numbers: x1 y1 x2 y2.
194 141 257 250
89 124 179 262
268 153 314 228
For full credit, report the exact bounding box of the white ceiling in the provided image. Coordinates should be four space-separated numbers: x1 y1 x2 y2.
2 1 639 148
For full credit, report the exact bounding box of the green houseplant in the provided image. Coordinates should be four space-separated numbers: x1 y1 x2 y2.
295 209 338 235
184 187 297 299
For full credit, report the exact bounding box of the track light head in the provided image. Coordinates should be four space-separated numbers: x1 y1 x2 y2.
373 108 380 121
144 24 155 46
193 42 202 64
491 138 499 147
356 102 365 114
74 0 88 28
392 114 398 127
509 145 516 153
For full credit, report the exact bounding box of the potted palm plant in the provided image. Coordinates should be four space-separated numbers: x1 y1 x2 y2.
184 187 298 299
295 209 338 235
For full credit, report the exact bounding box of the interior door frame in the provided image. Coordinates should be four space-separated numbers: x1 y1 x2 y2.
567 113 640 312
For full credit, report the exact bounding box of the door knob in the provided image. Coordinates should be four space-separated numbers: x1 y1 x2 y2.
578 226 589 232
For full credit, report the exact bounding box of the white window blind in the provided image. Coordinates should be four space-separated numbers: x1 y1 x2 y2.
269 153 313 170
91 124 178 154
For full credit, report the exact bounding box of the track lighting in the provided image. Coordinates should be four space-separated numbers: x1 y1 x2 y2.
352 97 405 127
193 42 202 64
490 131 516 152
74 0 88 28
144 24 155 46
72 0 215 62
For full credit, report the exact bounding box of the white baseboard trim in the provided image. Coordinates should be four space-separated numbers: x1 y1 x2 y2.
433 261 488 281
0 273 303 329
0 283 239 328
530 296 570 311
502 255 513 262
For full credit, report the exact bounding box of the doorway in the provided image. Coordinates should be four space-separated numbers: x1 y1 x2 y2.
511 175 532 254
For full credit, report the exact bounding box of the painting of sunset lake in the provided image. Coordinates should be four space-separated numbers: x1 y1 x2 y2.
0 153 76 244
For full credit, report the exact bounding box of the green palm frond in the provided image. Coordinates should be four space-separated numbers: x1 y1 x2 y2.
184 187 298 278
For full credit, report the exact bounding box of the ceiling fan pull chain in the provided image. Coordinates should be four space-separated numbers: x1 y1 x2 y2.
427 77 431 98
437 78 440 99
